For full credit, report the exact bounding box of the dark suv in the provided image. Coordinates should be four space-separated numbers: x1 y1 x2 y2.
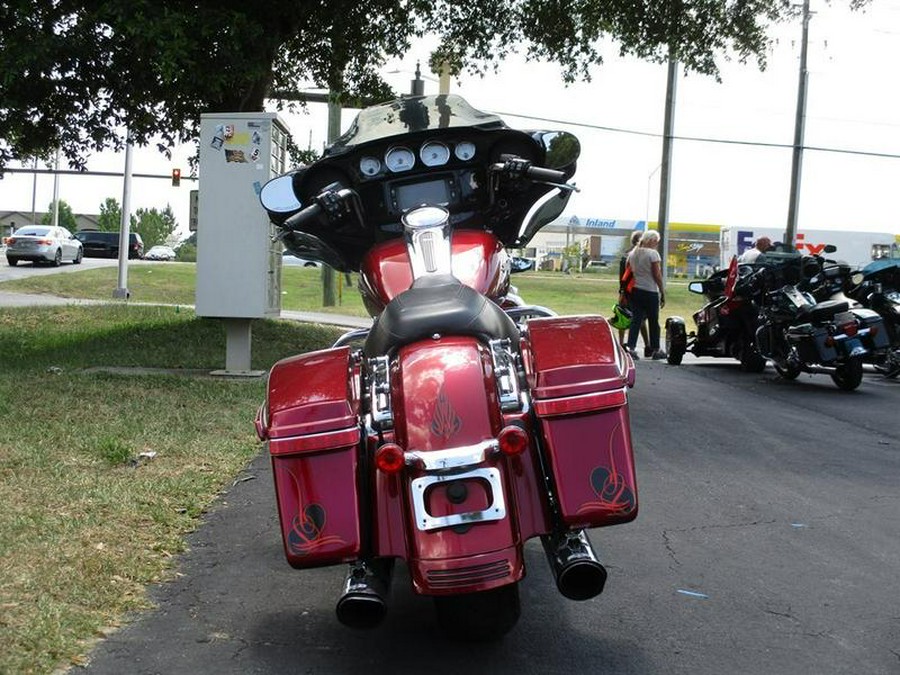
74 231 144 259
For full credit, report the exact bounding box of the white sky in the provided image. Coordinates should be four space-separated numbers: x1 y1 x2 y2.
2 0 899 239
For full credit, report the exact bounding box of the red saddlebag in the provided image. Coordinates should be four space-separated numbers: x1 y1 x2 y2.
257 346 362 569
523 316 638 529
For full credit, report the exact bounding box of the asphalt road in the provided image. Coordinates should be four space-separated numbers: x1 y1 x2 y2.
76 358 900 675
0 255 120 283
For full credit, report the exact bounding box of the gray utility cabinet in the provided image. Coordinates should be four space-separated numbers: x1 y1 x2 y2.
196 112 289 319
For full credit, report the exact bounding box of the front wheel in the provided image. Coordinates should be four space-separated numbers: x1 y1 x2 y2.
434 583 520 641
74 248 83 264
831 357 864 391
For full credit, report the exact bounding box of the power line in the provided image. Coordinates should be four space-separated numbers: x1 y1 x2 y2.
493 110 900 160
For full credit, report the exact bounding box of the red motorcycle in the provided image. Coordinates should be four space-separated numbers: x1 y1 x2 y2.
255 95 638 639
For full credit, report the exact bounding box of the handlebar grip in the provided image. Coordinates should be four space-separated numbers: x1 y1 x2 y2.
526 165 567 183
282 203 323 231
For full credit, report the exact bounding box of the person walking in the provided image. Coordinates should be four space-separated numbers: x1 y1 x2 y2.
618 230 650 351
625 230 666 360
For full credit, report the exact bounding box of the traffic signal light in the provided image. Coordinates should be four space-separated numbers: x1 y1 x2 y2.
172 168 181 187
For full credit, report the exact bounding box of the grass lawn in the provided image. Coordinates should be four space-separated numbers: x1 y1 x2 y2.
0 263 705 325
0 305 343 674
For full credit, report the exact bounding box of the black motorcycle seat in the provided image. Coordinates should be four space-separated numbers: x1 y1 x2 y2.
802 299 849 323
363 274 520 357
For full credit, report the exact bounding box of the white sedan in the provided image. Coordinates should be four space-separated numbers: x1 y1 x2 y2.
144 245 177 261
5 225 83 266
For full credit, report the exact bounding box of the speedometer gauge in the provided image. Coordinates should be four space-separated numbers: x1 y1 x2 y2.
359 156 381 177
385 146 415 172
420 141 450 167
454 141 476 161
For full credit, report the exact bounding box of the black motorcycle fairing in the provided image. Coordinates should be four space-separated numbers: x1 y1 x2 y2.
363 274 520 357
262 95 579 271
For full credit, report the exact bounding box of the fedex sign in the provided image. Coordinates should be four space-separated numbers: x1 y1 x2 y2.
737 230 831 256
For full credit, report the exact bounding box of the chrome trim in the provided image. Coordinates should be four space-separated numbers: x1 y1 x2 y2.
402 206 452 279
410 467 507 531
405 439 499 471
333 328 370 348
368 355 393 430
489 338 522 412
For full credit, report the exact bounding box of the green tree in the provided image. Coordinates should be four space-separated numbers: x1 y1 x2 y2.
130 205 178 250
97 198 122 232
40 200 77 231
0 0 867 170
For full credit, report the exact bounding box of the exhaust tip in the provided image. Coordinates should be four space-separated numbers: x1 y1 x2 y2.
557 559 608 601
336 594 387 629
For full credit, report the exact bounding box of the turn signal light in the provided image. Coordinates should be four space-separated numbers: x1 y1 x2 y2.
498 425 529 456
375 443 405 473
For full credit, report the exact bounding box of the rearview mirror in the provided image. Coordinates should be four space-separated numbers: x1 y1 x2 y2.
824 244 837 254
688 281 705 294
259 174 302 213
510 257 534 273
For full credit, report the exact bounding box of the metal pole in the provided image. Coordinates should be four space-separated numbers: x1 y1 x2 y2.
321 92 342 306
657 54 678 282
30 158 38 225
51 149 60 228
113 134 134 299
786 0 811 246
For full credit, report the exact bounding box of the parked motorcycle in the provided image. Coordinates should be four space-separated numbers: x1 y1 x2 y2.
254 95 638 639
664 256 767 371
844 259 900 377
753 249 885 390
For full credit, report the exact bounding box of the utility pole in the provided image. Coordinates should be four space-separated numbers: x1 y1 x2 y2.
657 52 678 282
786 0 811 246
51 149 60 228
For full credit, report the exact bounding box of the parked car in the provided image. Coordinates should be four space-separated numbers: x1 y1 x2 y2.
74 231 144 259
5 225 83 266
282 251 322 268
144 245 177 261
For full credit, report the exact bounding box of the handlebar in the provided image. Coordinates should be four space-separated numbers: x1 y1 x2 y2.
282 203 324 231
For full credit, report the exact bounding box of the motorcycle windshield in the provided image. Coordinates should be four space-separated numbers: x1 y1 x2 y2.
326 95 506 153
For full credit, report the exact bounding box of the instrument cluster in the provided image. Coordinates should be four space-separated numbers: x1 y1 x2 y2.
357 139 478 178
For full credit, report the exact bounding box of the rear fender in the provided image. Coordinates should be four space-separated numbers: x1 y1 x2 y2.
378 336 523 595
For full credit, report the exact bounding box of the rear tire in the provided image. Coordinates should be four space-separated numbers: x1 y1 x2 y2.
434 583 520 641
52 249 62 267
74 249 83 264
774 362 801 380
665 323 686 365
739 337 767 373
7 257 17 267
831 357 863 391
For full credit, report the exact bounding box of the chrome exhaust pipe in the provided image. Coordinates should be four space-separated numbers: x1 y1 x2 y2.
541 529 608 601
335 559 393 629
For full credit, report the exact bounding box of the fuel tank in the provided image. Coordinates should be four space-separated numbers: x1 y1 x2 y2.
358 230 511 315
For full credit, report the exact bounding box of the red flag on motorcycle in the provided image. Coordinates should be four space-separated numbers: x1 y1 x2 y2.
724 255 739 299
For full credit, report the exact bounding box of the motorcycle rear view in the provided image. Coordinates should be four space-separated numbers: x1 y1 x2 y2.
255 95 639 639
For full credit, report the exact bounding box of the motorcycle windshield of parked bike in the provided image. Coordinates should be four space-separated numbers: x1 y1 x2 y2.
326 95 507 153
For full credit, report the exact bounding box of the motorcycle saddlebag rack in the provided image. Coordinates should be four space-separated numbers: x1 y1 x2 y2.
522 316 638 530
256 346 363 569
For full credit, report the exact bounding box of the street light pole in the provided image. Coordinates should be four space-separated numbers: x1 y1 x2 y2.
657 53 679 282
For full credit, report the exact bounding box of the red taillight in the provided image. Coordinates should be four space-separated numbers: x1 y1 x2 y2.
498 425 529 456
375 443 405 474
5 237 14 245
36 238 53 245
840 321 858 337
